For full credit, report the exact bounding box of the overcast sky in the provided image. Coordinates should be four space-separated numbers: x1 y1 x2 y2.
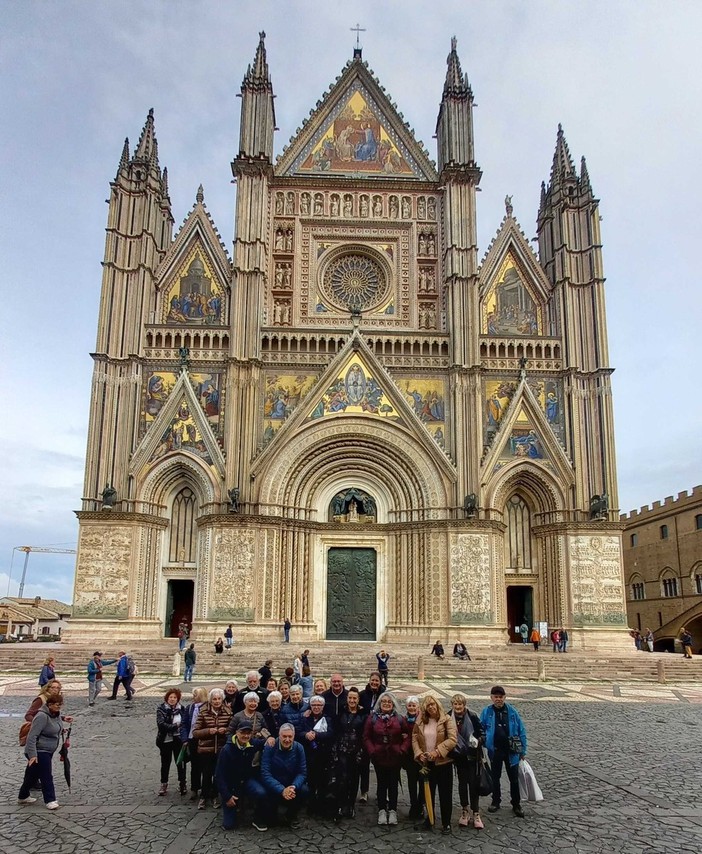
2 1 700 603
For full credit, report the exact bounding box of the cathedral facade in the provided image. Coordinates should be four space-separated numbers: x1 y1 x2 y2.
68 35 628 648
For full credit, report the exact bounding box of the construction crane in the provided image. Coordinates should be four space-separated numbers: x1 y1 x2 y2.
14 546 77 598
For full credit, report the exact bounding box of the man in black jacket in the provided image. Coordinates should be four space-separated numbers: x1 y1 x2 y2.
215 721 267 831
322 673 348 724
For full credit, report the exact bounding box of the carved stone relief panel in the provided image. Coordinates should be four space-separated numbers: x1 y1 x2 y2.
208 528 256 621
568 534 626 625
73 525 132 618
450 533 493 624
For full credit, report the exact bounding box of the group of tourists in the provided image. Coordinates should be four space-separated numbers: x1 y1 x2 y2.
155 660 529 835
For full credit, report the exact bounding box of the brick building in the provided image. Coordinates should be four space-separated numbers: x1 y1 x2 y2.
621 486 702 651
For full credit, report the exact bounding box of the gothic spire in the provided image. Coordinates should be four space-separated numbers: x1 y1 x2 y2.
162 166 170 197
443 35 472 99
580 155 592 194
134 107 159 166
436 36 477 172
237 32 275 161
118 137 130 174
245 31 271 90
549 123 576 186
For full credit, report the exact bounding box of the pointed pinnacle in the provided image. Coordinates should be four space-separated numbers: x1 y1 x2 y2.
162 166 170 197
196 184 204 204
539 180 547 214
134 107 157 163
443 35 471 99
245 30 270 86
117 137 130 175
549 123 576 185
580 155 592 191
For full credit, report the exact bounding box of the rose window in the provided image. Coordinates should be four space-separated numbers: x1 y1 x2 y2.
321 253 388 312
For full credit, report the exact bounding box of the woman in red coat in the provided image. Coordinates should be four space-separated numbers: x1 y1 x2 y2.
362 692 407 827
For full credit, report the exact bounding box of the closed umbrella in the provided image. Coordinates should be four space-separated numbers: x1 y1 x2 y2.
59 726 72 793
420 765 434 826
176 741 190 767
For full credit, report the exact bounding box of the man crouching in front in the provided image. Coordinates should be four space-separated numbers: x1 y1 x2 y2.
214 720 267 831
259 722 308 830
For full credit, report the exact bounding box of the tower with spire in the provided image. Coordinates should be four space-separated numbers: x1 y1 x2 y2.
69 35 627 652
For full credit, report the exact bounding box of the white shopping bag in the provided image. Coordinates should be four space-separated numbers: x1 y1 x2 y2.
518 758 544 802
313 717 328 733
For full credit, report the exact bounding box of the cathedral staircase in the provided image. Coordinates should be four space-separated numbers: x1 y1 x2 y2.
1 640 699 685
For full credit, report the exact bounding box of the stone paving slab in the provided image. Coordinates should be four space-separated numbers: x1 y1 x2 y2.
1 689 702 852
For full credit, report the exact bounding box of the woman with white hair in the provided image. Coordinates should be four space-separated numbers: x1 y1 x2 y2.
223 680 242 714
363 692 407 826
280 684 306 737
301 695 335 814
192 687 232 810
262 690 284 746
229 691 265 735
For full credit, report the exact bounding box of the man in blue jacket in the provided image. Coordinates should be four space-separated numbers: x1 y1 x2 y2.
480 685 527 817
260 723 308 828
215 720 268 831
109 651 135 700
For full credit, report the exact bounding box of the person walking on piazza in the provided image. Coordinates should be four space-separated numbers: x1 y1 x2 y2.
413 694 458 835
376 648 390 685
558 627 569 653
259 722 308 829
550 628 560 652
644 628 655 653
86 651 117 706
363 691 407 827
681 627 694 658
215 719 268 831
156 688 187 796
38 656 56 687
480 685 527 818
192 687 232 810
17 691 67 810
224 624 234 651
530 627 541 651
450 692 485 829
519 622 529 644
109 650 136 700
178 621 189 652
184 643 196 682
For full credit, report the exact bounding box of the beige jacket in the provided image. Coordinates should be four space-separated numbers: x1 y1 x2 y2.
412 711 457 766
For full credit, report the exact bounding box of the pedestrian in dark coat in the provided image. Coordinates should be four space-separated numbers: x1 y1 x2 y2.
301 696 335 814
38 657 56 687
363 692 407 826
357 672 386 801
18 694 65 809
215 721 268 830
334 687 365 818
450 693 485 829
156 688 187 796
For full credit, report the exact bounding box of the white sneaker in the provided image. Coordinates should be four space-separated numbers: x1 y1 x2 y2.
387 809 398 825
18 797 37 805
378 809 388 825
46 801 59 810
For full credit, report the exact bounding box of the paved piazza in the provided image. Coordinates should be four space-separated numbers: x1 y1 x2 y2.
1 675 701 853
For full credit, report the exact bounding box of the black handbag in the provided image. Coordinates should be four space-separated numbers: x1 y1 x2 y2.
478 754 493 796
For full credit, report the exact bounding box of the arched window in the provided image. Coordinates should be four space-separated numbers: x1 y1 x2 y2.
169 487 197 563
660 568 678 598
692 563 702 595
629 575 645 601
506 495 531 571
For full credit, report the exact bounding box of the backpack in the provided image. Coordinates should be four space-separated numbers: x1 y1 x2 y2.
126 656 137 677
19 721 31 746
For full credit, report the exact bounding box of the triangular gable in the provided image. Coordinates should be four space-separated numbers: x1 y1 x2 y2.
276 59 437 181
253 332 455 479
479 217 553 336
156 200 232 325
481 376 573 484
130 369 226 478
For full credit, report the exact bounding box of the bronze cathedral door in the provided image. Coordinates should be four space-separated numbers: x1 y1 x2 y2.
326 547 377 640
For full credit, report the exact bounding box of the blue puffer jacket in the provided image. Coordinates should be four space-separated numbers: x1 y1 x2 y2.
260 740 307 796
479 703 527 767
280 700 307 739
